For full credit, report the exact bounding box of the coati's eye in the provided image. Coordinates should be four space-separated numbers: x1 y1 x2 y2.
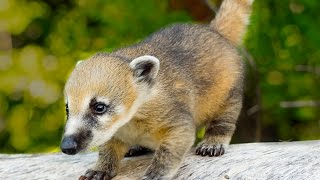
92 102 109 115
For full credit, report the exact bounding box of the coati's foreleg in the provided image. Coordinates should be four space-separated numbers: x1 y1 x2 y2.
196 96 242 157
142 121 195 180
79 138 129 180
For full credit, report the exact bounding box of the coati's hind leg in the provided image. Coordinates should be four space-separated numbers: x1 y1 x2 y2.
196 96 242 157
125 145 153 157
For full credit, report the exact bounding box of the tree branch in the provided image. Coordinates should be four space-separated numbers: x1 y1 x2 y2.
1 141 319 179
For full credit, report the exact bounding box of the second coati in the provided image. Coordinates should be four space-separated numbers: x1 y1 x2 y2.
60 0 254 179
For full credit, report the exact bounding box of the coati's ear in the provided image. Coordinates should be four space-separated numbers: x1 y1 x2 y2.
129 55 160 84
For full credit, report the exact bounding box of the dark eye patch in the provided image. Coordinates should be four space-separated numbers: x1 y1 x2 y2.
89 98 113 116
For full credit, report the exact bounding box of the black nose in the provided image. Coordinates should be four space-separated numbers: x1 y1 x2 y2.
60 136 78 155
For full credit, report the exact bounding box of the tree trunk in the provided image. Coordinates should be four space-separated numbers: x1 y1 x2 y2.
1 141 319 179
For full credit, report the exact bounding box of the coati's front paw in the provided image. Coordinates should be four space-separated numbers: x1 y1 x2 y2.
78 169 114 180
195 143 226 157
125 145 153 157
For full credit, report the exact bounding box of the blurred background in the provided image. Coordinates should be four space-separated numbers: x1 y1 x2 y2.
0 0 319 153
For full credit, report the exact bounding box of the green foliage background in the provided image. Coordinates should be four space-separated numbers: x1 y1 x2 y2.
0 0 319 153
246 0 320 140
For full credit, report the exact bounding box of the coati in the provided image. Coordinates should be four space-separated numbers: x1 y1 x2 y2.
60 0 254 179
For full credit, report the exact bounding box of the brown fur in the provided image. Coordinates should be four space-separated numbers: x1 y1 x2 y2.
63 0 254 179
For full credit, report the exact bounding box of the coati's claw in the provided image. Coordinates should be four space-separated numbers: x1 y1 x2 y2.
79 169 112 180
195 144 225 157
125 145 153 157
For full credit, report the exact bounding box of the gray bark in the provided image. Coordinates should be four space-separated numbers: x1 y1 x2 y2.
1 141 319 180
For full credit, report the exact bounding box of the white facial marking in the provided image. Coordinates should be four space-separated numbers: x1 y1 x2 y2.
98 114 112 124
82 96 91 112
115 104 125 113
89 92 147 147
64 116 84 136
96 97 110 105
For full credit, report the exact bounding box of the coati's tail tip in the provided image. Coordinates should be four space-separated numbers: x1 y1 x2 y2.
211 0 254 45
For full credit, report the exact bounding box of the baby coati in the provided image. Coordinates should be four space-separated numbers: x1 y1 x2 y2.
60 0 254 179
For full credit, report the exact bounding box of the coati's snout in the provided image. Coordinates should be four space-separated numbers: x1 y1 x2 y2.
61 136 78 155
61 130 92 155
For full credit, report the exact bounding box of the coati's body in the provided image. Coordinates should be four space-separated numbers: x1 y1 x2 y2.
111 24 243 149
61 0 254 179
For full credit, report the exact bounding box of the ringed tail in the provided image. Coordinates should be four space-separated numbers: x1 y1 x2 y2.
211 0 254 45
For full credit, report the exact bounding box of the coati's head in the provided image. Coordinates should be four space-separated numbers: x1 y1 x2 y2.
60 53 160 155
